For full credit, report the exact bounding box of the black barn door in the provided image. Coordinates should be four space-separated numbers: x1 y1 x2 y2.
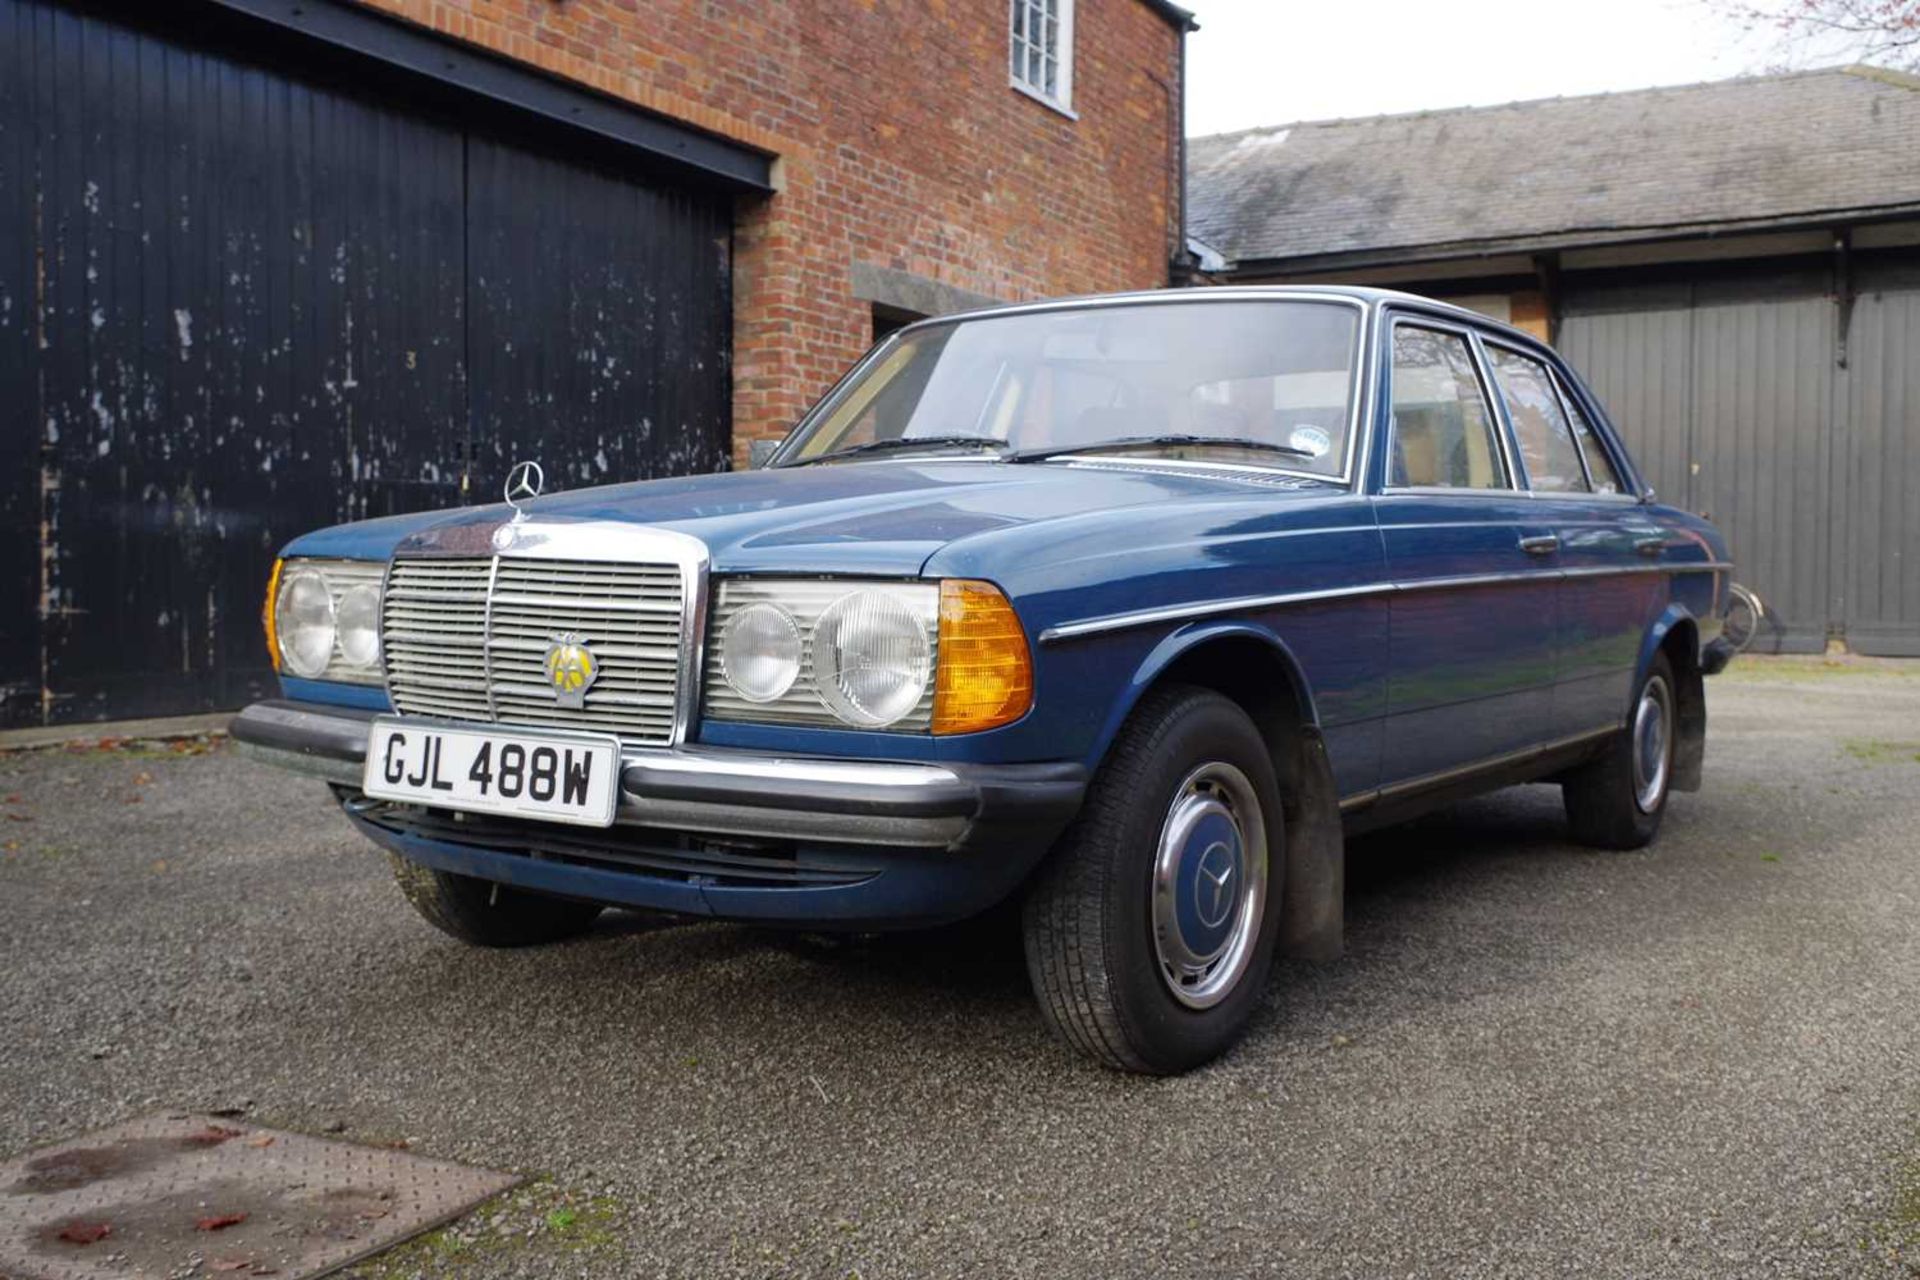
0 0 733 727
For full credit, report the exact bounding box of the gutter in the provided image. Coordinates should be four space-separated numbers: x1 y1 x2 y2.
1140 0 1199 33
1164 8 1197 285
1214 201 1920 280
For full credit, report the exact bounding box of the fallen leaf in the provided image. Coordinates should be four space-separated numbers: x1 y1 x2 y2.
3 839 19 853
57 1221 111 1244
5 813 31 822
133 771 153 786
380 1138 410 1150
3 793 20 803
245 1135 275 1149
123 795 142 805
183 1125 243 1147
212 1258 254 1272
196 1212 248 1232
152 859 168 873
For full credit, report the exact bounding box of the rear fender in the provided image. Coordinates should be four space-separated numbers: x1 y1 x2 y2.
1640 606 1705 792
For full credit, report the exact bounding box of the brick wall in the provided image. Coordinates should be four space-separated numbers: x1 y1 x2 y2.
355 0 1186 465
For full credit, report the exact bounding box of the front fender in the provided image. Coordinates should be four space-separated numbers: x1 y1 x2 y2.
1084 619 1319 772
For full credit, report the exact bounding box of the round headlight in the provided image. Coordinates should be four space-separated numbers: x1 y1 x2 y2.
276 568 335 678
720 601 802 703
336 584 382 669
812 591 932 727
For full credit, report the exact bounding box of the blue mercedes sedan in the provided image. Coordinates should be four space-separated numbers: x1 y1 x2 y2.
231 287 1735 1073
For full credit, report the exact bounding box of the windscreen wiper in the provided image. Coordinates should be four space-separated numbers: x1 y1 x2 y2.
1004 434 1315 464
788 435 1008 465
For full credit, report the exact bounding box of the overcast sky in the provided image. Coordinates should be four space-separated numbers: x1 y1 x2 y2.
1183 0 1787 137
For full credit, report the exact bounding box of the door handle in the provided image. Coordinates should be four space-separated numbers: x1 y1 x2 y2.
1518 535 1560 557
1634 536 1666 558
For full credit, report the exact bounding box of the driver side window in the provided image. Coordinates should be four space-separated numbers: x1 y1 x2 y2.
1388 325 1507 489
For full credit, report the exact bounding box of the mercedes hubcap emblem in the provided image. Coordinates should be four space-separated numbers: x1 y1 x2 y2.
1193 842 1237 930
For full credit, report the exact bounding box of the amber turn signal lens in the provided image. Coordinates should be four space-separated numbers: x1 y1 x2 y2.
263 557 284 672
932 580 1033 735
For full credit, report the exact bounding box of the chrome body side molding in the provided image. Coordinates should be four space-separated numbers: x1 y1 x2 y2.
1038 562 1736 645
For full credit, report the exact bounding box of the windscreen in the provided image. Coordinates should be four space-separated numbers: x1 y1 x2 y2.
782 300 1363 477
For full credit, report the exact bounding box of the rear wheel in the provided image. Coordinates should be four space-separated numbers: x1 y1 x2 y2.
389 856 603 947
1563 653 1675 850
1022 686 1283 1074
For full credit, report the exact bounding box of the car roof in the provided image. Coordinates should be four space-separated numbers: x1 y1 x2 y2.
906 284 1539 350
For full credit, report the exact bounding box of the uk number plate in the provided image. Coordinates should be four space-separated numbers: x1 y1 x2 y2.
361 718 621 828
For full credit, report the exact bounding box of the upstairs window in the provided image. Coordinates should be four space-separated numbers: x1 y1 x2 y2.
1010 0 1075 114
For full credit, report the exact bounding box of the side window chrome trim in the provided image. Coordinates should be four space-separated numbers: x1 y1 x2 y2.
1478 332 1598 496
1382 314 1518 493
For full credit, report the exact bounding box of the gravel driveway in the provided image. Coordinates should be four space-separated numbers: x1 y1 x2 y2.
3 662 1917 1279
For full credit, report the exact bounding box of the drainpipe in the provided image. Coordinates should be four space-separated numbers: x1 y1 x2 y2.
1169 19 1195 287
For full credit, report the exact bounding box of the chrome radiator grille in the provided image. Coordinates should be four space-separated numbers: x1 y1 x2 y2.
382 556 685 747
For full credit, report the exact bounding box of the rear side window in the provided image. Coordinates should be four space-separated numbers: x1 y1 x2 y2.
1487 346 1590 493
1388 326 1507 489
1557 379 1625 494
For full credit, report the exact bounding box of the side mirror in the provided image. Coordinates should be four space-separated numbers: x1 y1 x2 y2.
747 439 781 470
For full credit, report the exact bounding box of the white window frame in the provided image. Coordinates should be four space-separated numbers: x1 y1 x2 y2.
1009 0 1077 118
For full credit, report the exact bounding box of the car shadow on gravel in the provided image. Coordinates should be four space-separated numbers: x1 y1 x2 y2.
354 781 1770 1075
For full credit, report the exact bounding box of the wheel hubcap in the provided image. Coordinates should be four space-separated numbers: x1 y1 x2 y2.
1150 762 1268 1009
1632 675 1673 814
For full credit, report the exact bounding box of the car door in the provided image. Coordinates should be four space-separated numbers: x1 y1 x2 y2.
1374 316 1562 787
1480 339 1662 740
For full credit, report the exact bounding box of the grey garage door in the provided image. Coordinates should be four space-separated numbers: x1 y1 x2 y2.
1561 261 1920 656
0 0 736 727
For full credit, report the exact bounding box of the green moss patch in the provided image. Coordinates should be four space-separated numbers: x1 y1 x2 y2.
343 1177 623 1278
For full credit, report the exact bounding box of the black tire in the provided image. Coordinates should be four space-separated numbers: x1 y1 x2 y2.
1021 685 1284 1074
389 856 603 947
1563 652 1676 851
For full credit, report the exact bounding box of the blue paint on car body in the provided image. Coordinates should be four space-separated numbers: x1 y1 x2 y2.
255 286 1732 933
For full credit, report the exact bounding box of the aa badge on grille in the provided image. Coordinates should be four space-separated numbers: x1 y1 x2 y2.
544 632 599 709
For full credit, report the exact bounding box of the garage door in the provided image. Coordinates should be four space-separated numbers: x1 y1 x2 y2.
1561 261 1920 656
0 0 736 727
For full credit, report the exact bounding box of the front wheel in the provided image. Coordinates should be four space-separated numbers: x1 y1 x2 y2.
1022 686 1284 1074
1562 653 1676 850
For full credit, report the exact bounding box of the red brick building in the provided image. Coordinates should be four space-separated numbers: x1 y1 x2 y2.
0 0 1191 725
362 0 1196 464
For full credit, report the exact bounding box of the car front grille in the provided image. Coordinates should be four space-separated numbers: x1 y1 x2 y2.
382 556 685 747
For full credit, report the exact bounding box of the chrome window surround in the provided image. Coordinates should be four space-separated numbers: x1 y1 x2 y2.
278 558 388 686
1392 305 1649 504
768 292 1380 492
1479 336 1592 494
1547 363 1629 496
380 520 710 746
1378 314 1521 496
1478 331 1638 500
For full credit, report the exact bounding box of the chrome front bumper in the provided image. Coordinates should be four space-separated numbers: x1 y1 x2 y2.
228 700 1084 852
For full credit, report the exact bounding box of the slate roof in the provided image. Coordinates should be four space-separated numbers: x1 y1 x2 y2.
1187 66 1920 270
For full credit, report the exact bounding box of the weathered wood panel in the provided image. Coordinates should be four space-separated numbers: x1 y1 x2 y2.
0 0 733 726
